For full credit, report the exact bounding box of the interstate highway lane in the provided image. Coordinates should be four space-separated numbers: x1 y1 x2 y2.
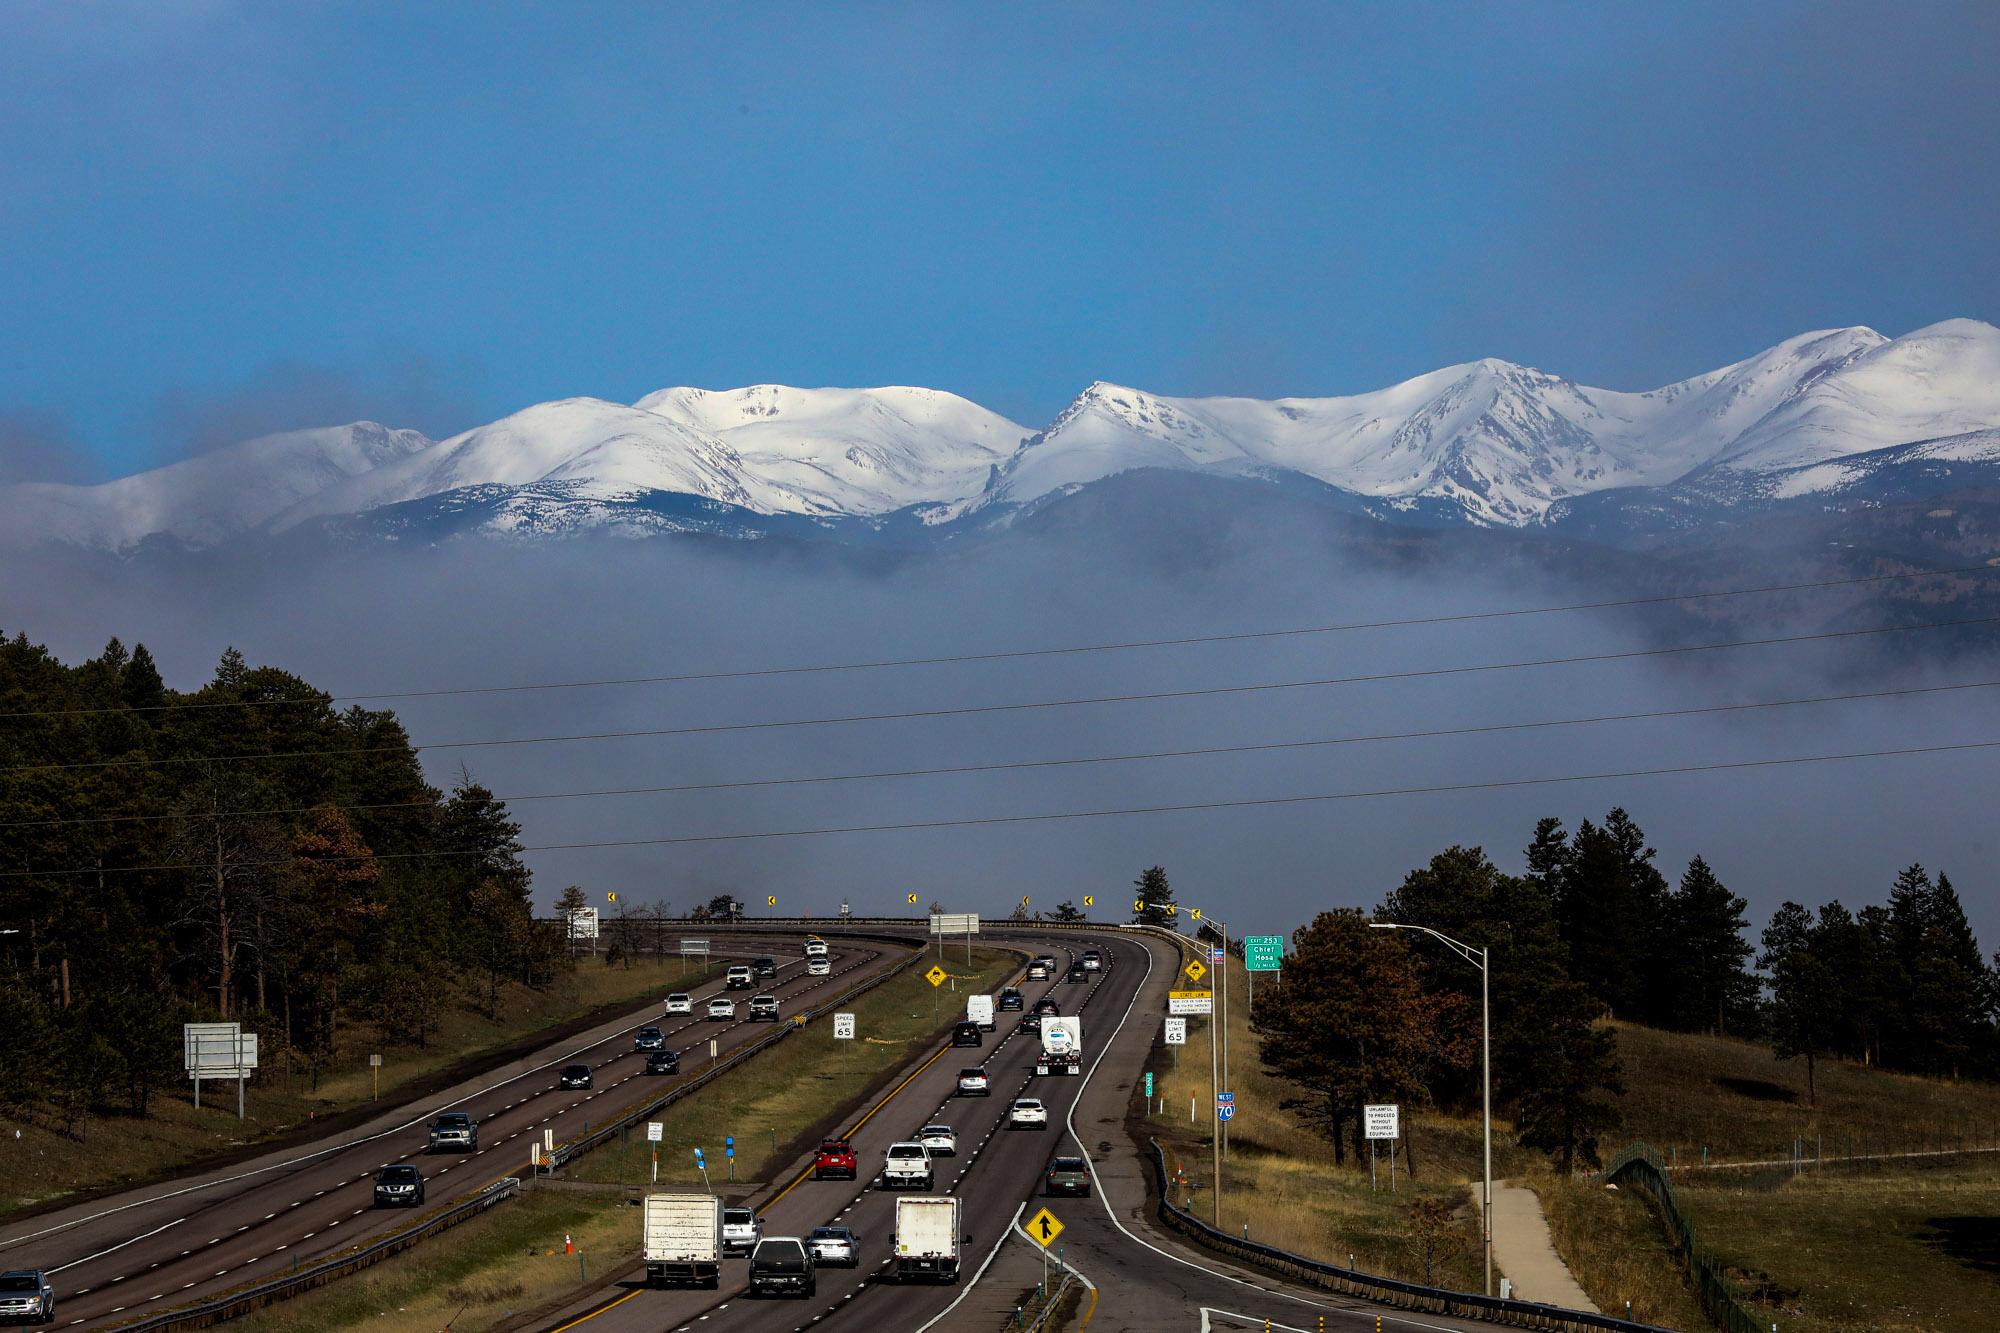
0 937 907 1329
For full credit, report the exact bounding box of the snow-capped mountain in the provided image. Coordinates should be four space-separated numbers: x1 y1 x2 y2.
5 319 1997 553
0 422 431 551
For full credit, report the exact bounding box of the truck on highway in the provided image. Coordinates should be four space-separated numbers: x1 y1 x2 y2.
965 993 995 1031
642 1193 723 1288
892 1196 964 1283
1035 1015 1082 1076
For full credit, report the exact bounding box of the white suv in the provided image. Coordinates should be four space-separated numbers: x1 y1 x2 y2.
917 1124 957 1156
882 1141 934 1189
1008 1098 1048 1129
707 997 737 1019
664 993 693 1015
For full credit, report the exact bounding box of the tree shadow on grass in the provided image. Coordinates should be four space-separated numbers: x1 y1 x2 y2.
1921 1216 2000 1277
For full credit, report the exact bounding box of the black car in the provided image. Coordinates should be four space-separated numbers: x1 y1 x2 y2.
748 1237 816 1297
373 1164 426 1207
1032 996 1061 1016
559 1063 593 1089
752 956 778 978
997 988 1025 1011
634 1024 666 1052
645 1049 680 1075
1065 964 1089 984
950 1020 983 1047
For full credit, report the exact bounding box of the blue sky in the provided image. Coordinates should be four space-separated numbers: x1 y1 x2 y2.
3 0 1996 477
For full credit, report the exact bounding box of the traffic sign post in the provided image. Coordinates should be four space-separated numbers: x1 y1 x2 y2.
1025 1206 1065 1298
1244 934 1283 1009
647 1121 662 1183
1365 1104 1400 1192
833 1012 856 1040
726 1135 735 1183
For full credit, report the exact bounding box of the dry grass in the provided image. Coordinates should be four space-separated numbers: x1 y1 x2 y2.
0 957 720 1218
1539 1178 1709 1330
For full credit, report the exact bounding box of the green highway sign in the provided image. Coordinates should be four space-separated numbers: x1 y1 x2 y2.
1244 935 1284 971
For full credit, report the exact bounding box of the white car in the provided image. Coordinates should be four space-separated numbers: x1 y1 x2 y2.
707 997 737 1020
956 1067 990 1096
1008 1098 1048 1129
804 938 829 957
1081 951 1102 971
917 1124 957 1156
664 993 693 1015
807 1226 857 1266
722 1207 762 1256
807 956 831 976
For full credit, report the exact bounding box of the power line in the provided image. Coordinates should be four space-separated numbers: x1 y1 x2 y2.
6 560 1997 721
7 735 1997 879
7 610 1997 777
8 674 1999 832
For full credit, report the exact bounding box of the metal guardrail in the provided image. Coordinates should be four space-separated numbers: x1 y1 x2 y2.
1601 1143 1761 1333
105 1177 522 1332
1021 1272 1077 1332
1145 1139 1675 1333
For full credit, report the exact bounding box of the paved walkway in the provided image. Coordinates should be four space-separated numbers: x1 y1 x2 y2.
1485 1182 1599 1312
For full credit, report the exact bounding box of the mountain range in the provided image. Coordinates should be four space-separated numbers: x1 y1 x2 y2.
5 319 1998 553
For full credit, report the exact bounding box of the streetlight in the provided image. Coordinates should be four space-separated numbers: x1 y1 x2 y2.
1371 921 1492 1298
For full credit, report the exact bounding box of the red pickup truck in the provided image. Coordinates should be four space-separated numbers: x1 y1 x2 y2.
812 1138 858 1180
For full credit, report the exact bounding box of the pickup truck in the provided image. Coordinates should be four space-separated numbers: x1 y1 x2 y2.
427 1111 477 1153
725 965 754 990
749 1237 816 1297
882 1141 934 1190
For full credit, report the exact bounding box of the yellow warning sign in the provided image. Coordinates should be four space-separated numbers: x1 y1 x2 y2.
907 893 920 904
1025 1207 1066 1248
1184 958 1207 983
926 965 948 987
766 895 778 906
1189 907 1202 921
1082 895 1094 908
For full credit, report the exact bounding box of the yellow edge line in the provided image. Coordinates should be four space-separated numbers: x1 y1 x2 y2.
546 1286 642 1332
1076 1281 1100 1328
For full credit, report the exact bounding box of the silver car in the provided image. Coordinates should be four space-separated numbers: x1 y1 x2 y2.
807 1226 858 1266
707 997 737 1019
0 1271 53 1324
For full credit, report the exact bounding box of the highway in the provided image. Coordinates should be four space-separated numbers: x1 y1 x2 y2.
0 936 907 1330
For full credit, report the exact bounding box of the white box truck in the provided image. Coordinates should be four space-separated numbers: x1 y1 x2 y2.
893 1195 963 1282
1035 1015 1082 1075
965 993 995 1031
643 1193 723 1288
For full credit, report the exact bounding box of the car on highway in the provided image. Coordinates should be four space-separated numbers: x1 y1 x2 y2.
1008 1097 1049 1129
1034 954 1057 971
917 1124 957 1156
373 1164 426 1207
1081 950 1102 971
807 1226 858 1267
1026 960 1050 980
807 956 831 976
559 1063 593 1089
950 1020 983 1047
882 1141 935 1189
752 956 778 978
1045 1156 1092 1196
812 1138 858 1180
997 987 1025 1011
645 1049 680 1075
634 1024 667 1051
803 938 829 958
707 997 737 1019
427 1111 477 1153
0 1271 54 1325
1065 963 1089 984
721 1207 763 1256
748 1236 816 1298
749 993 780 1021
725 965 754 990
956 1066 990 1096
664 992 694 1015
1032 996 1061 1016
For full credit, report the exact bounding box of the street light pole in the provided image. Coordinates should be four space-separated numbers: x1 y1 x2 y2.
1371 921 1493 1298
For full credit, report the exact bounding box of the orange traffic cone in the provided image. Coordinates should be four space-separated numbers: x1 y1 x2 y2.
564 1233 574 1255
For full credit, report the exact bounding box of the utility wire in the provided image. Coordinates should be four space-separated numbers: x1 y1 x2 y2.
6 610 1998 777
6 674 1998 831
7 736 1997 879
5 560 1996 721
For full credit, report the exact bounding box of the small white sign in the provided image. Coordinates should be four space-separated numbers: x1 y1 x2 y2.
1164 1017 1187 1046
1364 1103 1400 1140
833 1012 856 1040
564 906 600 940
1167 991 1213 1016
680 937 710 957
646 1121 664 1143
369 1053 382 1067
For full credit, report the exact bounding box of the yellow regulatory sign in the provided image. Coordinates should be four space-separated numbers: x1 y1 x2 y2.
1082 895 1094 908
1184 958 1208 983
1025 1207 1065 1249
926 965 948 987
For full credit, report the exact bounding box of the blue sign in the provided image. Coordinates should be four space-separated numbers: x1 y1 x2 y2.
1210 948 1225 963
1218 1104 1235 1121
1217 1090 1234 1104
694 1148 705 1162
1144 1072 1154 1096
725 1136 734 1146
726 1146 734 1158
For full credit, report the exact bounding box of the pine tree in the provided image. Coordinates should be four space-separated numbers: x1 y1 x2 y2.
1513 978 1623 1173
1889 869 1992 1078
1547 809 1671 1023
1131 866 1177 930
1662 856 1757 1035
1761 901 1839 1105
121 643 167 711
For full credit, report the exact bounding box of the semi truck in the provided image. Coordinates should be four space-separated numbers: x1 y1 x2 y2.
1035 1015 1082 1075
892 1196 964 1282
643 1193 723 1288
